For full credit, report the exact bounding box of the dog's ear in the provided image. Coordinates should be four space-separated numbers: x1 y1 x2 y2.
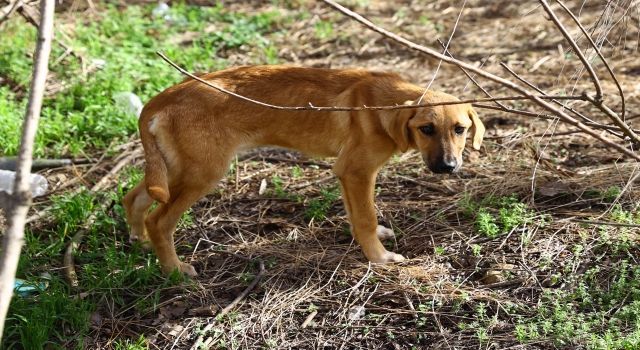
468 107 485 150
381 100 415 153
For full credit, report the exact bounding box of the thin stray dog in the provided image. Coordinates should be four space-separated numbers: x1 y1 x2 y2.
123 66 485 276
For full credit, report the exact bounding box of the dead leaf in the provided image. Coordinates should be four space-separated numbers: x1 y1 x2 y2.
539 181 570 196
90 312 102 327
481 263 516 285
189 305 220 316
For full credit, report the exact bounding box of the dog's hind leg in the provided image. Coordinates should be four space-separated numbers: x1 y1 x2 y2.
144 164 229 276
123 179 155 251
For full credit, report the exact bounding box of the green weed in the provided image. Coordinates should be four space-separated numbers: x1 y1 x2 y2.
314 21 334 39
304 188 340 221
461 194 538 238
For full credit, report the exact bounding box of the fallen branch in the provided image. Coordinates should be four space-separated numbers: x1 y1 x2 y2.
62 150 141 288
569 219 640 228
189 251 265 350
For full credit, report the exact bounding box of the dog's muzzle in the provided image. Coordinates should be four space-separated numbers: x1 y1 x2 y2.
424 154 460 174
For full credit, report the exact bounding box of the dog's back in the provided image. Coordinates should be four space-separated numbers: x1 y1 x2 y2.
139 66 425 203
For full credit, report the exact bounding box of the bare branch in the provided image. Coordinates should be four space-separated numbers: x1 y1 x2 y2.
554 0 627 120
498 62 624 139
320 0 640 161
0 0 54 341
583 92 640 144
437 39 510 111
157 52 582 111
539 0 603 100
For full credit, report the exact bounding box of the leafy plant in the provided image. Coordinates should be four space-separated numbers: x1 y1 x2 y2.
304 188 340 221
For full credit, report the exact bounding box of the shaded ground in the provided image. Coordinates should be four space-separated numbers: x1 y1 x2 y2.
3 0 640 349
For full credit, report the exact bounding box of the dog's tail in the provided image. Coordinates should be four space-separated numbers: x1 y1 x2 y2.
139 107 170 204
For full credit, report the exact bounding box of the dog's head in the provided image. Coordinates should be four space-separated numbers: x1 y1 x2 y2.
382 91 484 174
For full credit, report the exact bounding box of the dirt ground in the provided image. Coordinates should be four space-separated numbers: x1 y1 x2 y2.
12 0 640 348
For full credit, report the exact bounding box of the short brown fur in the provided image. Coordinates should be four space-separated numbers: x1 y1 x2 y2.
123 66 485 276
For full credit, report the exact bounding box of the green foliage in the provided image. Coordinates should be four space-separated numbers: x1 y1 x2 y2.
461 194 538 238
305 188 340 221
269 174 302 201
314 21 334 39
3 277 92 349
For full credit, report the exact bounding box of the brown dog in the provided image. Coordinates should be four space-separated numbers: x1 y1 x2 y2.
122 66 485 276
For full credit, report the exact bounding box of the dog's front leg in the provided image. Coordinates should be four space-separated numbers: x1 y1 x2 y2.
334 165 405 263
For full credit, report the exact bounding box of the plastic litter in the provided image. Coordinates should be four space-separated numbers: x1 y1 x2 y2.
14 273 50 297
113 92 143 118
151 2 187 26
0 169 48 197
152 2 169 18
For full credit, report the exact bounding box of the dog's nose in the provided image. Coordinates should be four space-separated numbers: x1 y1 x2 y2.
436 160 457 173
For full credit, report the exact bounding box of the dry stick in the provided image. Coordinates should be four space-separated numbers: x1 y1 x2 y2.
0 0 21 26
189 251 265 350
62 150 141 288
434 40 591 130
499 62 624 139
569 219 640 228
473 103 561 121
301 310 318 328
320 0 640 162
437 39 509 111
476 103 638 135
539 0 603 100
583 93 640 144
0 0 54 342
555 0 627 120
156 52 582 111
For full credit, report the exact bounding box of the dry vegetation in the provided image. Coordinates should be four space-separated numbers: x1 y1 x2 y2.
2 0 640 349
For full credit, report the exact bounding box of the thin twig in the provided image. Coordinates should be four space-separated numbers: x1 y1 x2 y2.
437 39 509 111
189 251 265 350
583 93 640 145
555 0 626 120
539 0 603 100
156 51 583 111
497 62 625 137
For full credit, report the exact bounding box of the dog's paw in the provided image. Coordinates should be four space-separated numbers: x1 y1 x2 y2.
179 263 198 277
381 251 405 263
129 234 153 252
369 250 406 263
163 262 198 277
376 225 395 240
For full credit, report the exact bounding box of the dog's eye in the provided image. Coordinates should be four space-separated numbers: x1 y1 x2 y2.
454 126 466 135
420 125 435 136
